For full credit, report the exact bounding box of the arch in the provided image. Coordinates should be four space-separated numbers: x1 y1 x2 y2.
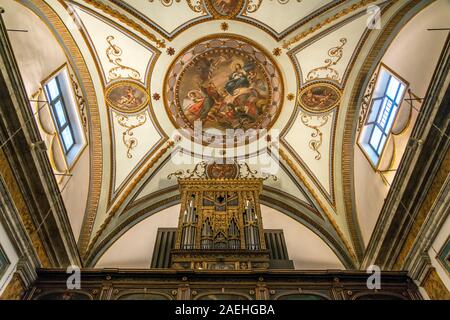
12 0 104 257
352 291 407 300
34 290 92 300
90 196 352 269
338 0 435 259
275 292 329 300
195 292 252 300
115 291 172 300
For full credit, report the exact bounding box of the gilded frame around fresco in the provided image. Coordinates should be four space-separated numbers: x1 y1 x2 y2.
162 33 285 148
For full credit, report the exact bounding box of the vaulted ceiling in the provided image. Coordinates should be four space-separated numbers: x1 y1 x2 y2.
5 0 441 269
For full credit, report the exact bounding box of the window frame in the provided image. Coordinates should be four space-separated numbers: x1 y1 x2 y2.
357 63 409 169
44 75 76 155
0 244 10 282
41 64 87 169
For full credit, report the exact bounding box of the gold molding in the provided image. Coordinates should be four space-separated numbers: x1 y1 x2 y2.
393 149 450 270
105 81 150 113
306 38 348 82
341 0 424 261
300 113 331 161
84 140 176 258
282 0 378 49
81 0 166 48
105 35 141 81
278 148 357 262
66 1 168 217
421 268 450 300
114 112 148 159
148 0 205 13
0 273 25 300
298 82 342 113
0 150 51 267
31 0 104 256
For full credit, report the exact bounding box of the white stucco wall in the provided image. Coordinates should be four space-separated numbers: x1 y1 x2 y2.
96 204 344 270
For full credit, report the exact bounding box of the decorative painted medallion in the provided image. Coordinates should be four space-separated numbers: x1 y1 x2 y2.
298 82 341 114
205 0 244 18
206 162 239 179
164 35 283 146
105 81 150 113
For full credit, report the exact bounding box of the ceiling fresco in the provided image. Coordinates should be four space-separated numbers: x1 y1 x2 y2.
16 0 417 268
164 35 283 147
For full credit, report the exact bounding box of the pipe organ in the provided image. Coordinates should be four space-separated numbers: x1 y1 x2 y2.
169 162 271 270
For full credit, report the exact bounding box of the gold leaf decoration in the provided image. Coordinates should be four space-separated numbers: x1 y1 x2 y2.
300 113 330 160
307 38 347 81
106 36 141 81
115 112 147 159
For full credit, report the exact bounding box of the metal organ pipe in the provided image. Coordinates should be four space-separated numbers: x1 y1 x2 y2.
182 196 197 249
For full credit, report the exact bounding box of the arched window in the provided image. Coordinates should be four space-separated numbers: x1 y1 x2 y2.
277 294 327 300
358 64 407 167
43 66 87 166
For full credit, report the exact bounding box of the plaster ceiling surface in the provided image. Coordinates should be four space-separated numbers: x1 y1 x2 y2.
11 0 420 268
96 204 344 269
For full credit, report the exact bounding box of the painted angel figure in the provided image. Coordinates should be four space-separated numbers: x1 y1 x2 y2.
118 87 139 107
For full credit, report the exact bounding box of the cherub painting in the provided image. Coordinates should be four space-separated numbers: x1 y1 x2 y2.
211 0 241 16
299 84 340 113
106 82 148 112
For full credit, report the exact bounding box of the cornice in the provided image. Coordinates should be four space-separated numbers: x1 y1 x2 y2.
0 177 40 287
403 168 450 282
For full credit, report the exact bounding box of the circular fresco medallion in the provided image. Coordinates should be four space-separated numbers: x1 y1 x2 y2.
204 0 244 18
164 35 284 147
298 82 341 114
206 162 239 179
105 81 149 113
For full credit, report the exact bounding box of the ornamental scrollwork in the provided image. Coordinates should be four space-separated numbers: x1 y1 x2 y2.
300 113 330 160
282 0 377 49
168 162 208 180
357 70 378 131
247 0 302 13
106 35 141 81
168 161 277 181
69 73 88 136
187 0 206 13
237 162 278 181
115 112 147 159
148 0 205 13
148 0 180 7
306 38 347 81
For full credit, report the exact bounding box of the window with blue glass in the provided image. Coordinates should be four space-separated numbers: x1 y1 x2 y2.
359 65 407 167
44 76 76 154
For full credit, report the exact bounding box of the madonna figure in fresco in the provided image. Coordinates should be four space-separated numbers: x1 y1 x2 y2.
180 52 271 131
225 63 251 95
